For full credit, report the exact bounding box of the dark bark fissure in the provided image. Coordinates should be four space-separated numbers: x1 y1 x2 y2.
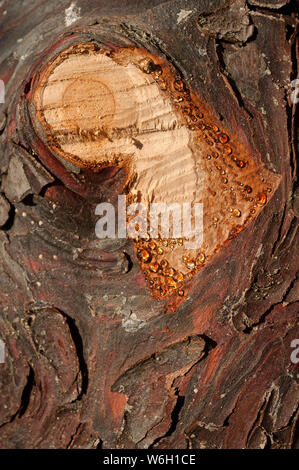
18 366 35 418
57 309 89 399
149 390 186 448
243 272 298 333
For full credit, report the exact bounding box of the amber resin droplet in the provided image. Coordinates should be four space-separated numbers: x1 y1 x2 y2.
236 160 246 168
174 272 184 282
218 133 229 144
256 193 267 206
148 241 156 251
174 79 185 92
139 250 151 263
196 253 206 264
165 267 175 277
186 260 195 269
233 209 242 217
159 259 167 269
149 262 159 273
166 277 177 288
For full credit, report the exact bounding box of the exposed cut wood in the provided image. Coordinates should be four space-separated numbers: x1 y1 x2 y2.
31 42 281 298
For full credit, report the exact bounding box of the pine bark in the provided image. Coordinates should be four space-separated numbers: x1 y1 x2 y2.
0 0 298 449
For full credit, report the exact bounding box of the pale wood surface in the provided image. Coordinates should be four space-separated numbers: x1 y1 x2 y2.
32 43 281 298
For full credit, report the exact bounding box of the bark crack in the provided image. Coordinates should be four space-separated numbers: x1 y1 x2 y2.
243 272 298 333
56 308 89 399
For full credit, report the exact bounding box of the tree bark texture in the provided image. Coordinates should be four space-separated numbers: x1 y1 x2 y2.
0 0 298 449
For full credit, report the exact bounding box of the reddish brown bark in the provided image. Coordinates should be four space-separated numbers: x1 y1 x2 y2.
0 0 298 449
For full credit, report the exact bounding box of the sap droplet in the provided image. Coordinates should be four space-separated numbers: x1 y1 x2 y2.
138 249 151 263
166 277 177 288
148 241 156 251
236 160 246 168
165 267 175 277
195 111 203 119
140 58 154 73
196 253 205 264
178 289 184 296
174 79 185 92
160 287 167 296
244 185 252 194
256 193 267 206
224 146 232 154
157 247 164 255
174 272 184 282
218 133 229 144
160 259 168 269
233 208 241 217
149 262 159 273
186 261 195 269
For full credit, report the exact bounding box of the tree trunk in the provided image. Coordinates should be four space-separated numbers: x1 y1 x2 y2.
0 0 298 449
